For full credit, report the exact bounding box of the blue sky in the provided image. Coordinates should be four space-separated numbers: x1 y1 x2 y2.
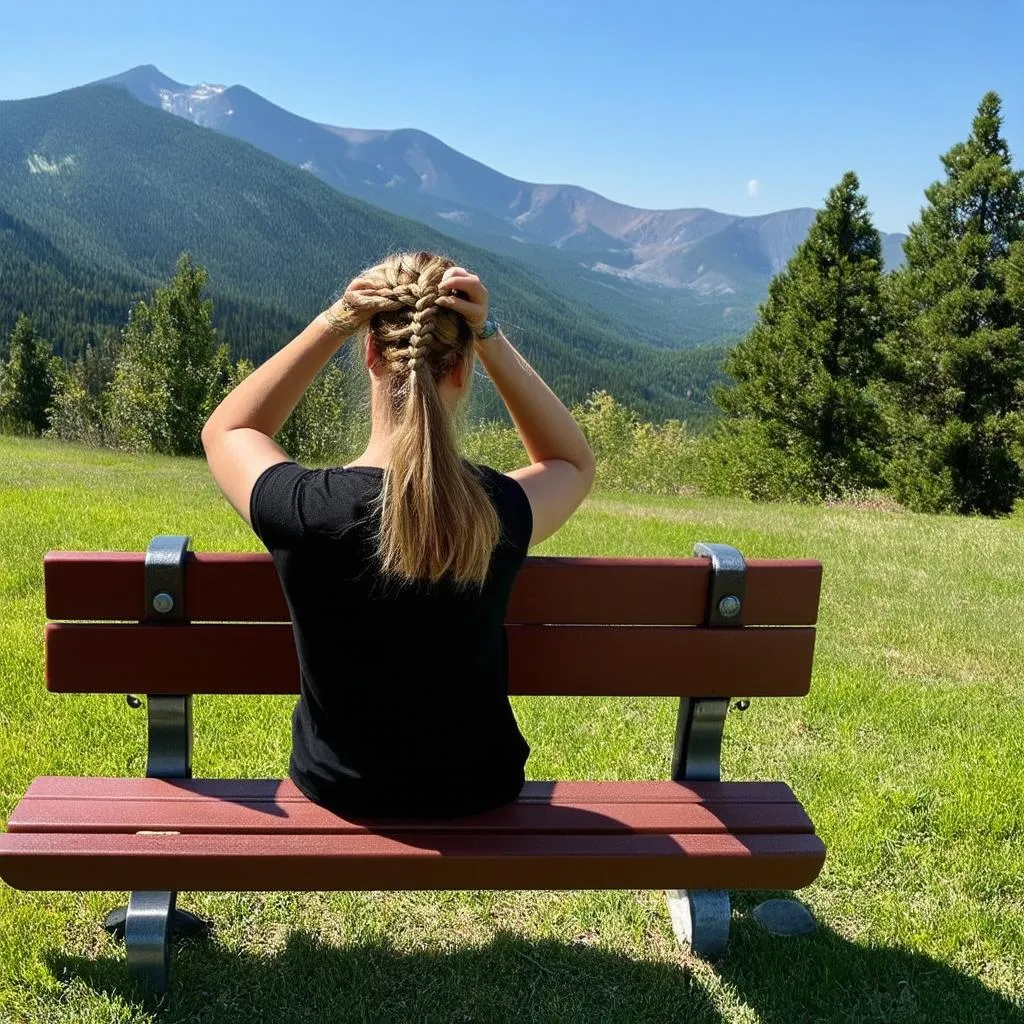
2 0 1021 234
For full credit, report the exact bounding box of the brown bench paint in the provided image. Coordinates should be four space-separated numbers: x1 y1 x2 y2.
45 621 816 696
0 550 826 899
8 778 817 836
44 552 822 626
15 776 805 804
0 831 827 893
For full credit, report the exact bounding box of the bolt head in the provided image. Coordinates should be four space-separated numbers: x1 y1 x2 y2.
152 591 175 614
717 594 741 619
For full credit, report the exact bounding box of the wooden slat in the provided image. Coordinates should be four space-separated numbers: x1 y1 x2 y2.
46 622 816 697
0 830 827 893
44 551 822 626
9 799 813 836
18 777 801 805
7 778 815 836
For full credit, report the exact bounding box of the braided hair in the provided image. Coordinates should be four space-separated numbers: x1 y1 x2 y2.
334 251 499 586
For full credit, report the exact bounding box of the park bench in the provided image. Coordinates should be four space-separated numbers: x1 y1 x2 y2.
0 536 825 993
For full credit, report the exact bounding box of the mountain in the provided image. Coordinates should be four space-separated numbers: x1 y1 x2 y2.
99 65 907 331
0 83 725 423
93 67 742 349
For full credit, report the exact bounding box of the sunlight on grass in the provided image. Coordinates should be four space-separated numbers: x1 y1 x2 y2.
1 437 1022 1023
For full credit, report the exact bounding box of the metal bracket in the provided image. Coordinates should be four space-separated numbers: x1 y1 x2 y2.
670 542 747 783
143 535 192 780
666 543 747 954
144 696 193 780
671 696 730 782
125 890 176 993
666 888 731 958
692 542 746 627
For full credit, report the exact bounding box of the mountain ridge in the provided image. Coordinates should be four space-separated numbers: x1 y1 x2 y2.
0 83 725 423
97 65 906 310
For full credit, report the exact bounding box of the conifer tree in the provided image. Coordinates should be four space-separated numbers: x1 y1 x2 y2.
883 92 1024 514
717 171 888 497
0 313 59 435
108 254 232 455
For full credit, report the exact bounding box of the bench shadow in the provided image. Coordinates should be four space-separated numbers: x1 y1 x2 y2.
159 778 290 819
48 928 718 1024
719 893 1024 1024
45 910 1024 1024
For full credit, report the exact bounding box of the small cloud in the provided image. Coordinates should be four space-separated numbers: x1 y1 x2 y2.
746 178 760 198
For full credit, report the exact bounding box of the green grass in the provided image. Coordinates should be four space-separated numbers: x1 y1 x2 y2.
1 434 1023 1023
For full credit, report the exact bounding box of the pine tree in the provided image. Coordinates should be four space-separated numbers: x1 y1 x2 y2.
0 313 59 435
883 92 1024 515
108 254 232 455
717 171 888 498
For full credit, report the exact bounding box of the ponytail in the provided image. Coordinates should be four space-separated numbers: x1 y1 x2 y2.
354 251 499 587
379 360 499 586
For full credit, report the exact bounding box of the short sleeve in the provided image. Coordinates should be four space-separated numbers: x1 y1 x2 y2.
477 465 533 554
249 461 309 549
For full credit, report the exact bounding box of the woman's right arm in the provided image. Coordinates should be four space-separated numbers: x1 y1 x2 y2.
474 328 595 547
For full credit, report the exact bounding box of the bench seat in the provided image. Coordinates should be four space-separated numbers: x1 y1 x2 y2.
1 777 825 893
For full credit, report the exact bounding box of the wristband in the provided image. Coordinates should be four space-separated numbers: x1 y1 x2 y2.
475 316 499 340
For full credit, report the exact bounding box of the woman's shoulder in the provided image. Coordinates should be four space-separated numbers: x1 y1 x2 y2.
251 461 383 548
469 463 533 551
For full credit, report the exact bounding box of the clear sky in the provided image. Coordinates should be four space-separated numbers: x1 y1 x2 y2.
2 0 1021 234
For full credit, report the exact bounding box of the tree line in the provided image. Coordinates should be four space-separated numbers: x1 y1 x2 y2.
717 92 1024 515
0 255 345 464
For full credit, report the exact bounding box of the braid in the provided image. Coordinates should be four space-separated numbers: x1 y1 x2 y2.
407 281 440 373
345 250 498 585
359 271 460 379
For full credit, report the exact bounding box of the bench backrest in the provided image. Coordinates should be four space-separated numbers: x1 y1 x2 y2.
44 545 822 699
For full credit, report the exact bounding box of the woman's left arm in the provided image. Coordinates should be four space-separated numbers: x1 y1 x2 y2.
201 307 356 526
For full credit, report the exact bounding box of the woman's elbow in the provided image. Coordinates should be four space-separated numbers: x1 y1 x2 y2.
200 415 220 454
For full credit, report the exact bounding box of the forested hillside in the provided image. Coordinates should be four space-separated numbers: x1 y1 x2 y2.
0 85 724 422
0 207 303 362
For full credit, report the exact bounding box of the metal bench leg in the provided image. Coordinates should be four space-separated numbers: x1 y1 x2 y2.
663 543 746 959
101 538 208 995
125 890 176 994
665 889 731 958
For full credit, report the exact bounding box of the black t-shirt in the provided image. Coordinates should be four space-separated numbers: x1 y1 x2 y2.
249 460 533 819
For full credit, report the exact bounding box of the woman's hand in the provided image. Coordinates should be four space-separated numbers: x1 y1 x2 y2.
321 276 388 333
341 276 381 319
437 267 489 336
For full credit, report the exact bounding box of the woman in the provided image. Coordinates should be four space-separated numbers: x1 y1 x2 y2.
202 251 595 819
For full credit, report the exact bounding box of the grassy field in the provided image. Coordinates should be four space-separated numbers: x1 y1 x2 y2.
0 434 1022 1023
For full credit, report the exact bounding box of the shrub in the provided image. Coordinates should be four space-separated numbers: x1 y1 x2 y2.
275 361 348 465
572 391 699 495
694 418 820 503
461 420 525 473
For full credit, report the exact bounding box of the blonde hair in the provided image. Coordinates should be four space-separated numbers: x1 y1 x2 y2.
330 251 500 586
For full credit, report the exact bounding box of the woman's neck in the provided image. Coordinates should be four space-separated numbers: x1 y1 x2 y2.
348 378 459 469
347 392 400 468
348 415 397 468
